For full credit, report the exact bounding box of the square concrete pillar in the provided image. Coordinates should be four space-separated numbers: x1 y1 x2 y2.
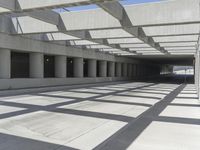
74 57 83 78
99 60 107 77
0 49 10 79
88 59 96 77
55 55 66 78
108 61 115 77
30 52 44 78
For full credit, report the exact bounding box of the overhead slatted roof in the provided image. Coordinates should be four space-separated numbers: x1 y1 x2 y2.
0 0 198 57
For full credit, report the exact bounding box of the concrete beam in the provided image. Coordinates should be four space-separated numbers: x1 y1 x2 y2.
0 32 138 64
97 1 168 54
9 10 137 55
0 0 118 12
0 0 16 10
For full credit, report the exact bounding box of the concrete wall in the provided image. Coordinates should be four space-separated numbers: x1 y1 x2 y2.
0 77 133 90
0 31 160 90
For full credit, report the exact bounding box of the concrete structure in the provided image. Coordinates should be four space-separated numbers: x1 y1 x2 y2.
0 0 199 149
0 82 199 150
0 0 197 91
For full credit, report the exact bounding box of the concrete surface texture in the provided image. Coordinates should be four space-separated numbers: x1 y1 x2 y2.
0 82 199 150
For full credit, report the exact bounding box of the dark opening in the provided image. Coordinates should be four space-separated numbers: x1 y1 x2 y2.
133 64 136 77
107 62 110 77
67 57 74 77
84 59 89 77
11 52 29 78
121 64 124 77
115 63 117 77
97 60 100 77
44 55 55 78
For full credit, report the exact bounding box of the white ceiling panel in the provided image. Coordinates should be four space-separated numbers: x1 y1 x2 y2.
129 47 157 51
12 16 58 34
47 33 80 40
87 45 111 49
89 29 133 39
108 38 143 44
71 40 97 45
60 9 121 31
160 42 197 47
125 0 200 26
0 7 10 13
18 0 90 9
153 35 198 43
165 47 196 50
120 43 151 48
143 24 200 36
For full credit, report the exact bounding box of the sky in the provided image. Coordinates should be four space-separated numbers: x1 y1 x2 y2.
55 0 164 13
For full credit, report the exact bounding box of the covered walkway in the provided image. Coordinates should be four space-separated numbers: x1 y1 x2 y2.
0 81 199 150
0 0 200 149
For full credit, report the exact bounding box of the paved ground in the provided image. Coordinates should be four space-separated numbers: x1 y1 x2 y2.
0 82 199 150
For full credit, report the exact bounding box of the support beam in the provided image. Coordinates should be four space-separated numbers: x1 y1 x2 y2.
97 1 168 54
0 0 16 10
0 0 118 12
11 10 137 55
65 31 138 55
0 32 139 63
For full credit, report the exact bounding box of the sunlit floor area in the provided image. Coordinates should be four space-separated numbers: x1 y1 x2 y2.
0 82 199 150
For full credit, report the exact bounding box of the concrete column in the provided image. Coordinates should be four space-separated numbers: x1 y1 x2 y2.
30 52 43 78
55 55 66 78
195 51 200 98
0 49 10 79
99 60 107 77
128 64 133 77
122 63 128 77
108 61 115 77
88 59 96 77
116 62 122 77
74 57 83 78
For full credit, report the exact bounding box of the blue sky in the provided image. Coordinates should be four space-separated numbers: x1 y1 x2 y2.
55 0 164 12
120 0 163 5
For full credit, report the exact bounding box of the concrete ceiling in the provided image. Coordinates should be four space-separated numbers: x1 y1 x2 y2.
0 0 198 58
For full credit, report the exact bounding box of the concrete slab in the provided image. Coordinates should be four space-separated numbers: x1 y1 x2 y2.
0 95 74 106
0 105 26 114
41 91 99 99
59 100 148 118
96 95 159 105
127 121 200 150
159 105 200 119
69 88 114 94
119 91 166 99
171 98 200 105
0 82 199 150
0 111 125 146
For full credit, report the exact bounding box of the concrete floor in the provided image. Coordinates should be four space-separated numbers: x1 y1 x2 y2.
0 82 199 150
